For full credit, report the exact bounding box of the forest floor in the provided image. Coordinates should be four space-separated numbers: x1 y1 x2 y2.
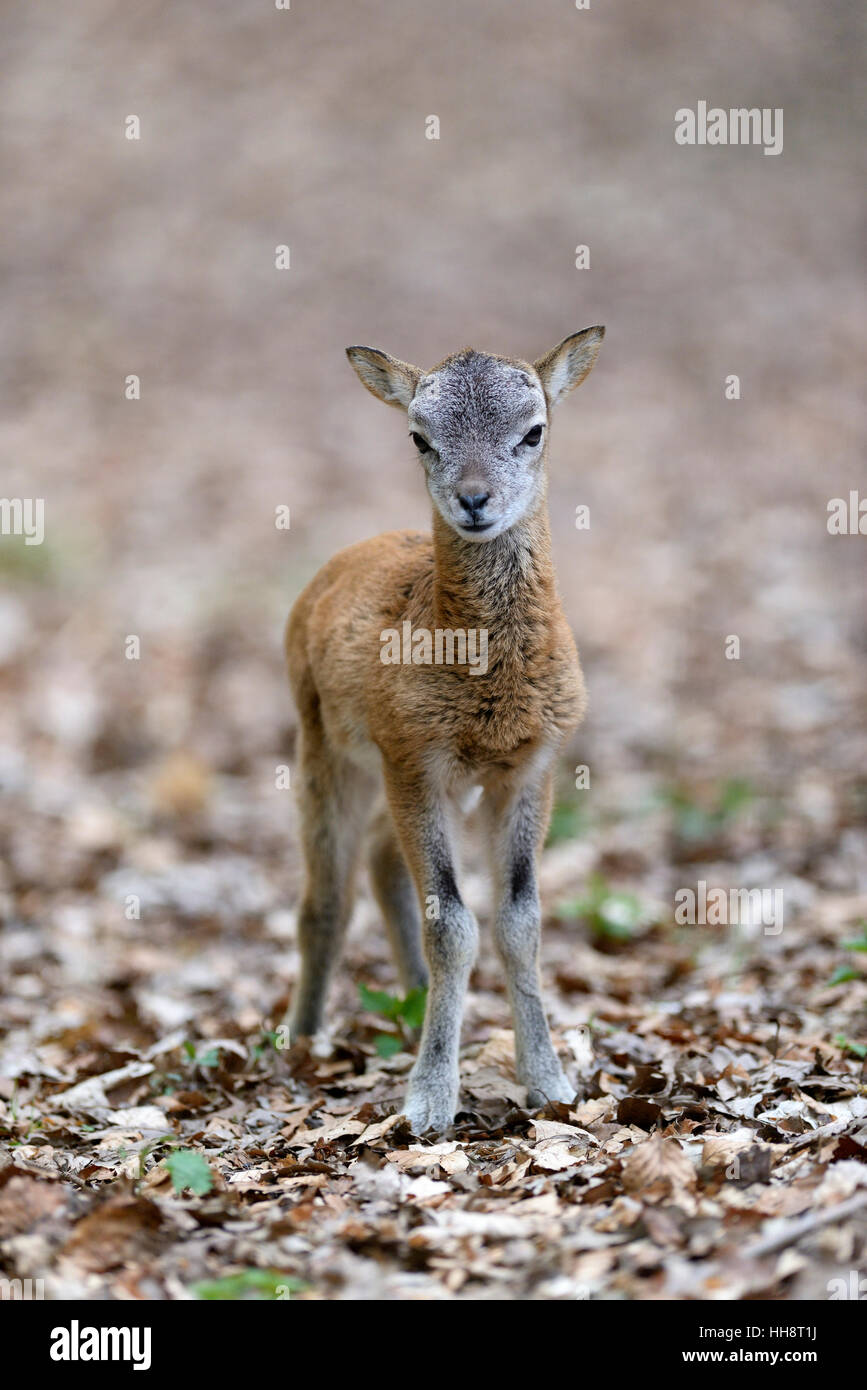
1 0 865 1303
2 751 866 1301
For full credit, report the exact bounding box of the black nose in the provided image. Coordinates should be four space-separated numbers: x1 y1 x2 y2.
458 491 490 517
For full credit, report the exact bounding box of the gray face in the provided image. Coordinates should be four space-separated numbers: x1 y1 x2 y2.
406 352 548 542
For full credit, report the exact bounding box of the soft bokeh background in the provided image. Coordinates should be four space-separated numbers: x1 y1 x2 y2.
0 0 866 1301
2 0 865 979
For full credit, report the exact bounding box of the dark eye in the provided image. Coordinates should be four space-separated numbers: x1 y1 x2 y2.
521 424 543 447
410 432 430 454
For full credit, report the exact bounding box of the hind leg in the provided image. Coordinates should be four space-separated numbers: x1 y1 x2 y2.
287 715 368 1040
367 803 428 993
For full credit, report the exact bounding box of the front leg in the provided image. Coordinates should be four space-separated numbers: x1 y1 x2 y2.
486 772 574 1107
382 760 478 1133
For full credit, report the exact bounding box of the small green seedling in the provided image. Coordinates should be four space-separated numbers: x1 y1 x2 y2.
557 873 645 942
826 922 867 986
359 983 427 1056
163 1148 214 1196
191 1269 306 1301
183 1040 222 1069
660 777 755 844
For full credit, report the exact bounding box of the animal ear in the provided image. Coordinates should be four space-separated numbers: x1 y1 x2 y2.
534 326 605 407
345 346 421 409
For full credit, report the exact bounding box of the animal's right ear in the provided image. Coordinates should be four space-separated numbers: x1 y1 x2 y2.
345 346 421 410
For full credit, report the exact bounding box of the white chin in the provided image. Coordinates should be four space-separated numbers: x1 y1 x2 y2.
456 521 501 542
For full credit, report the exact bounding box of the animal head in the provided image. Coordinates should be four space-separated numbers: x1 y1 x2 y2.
346 328 605 542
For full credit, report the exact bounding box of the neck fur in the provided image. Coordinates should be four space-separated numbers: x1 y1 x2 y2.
431 490 557 662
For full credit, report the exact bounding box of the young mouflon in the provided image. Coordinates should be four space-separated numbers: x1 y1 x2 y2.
285 327 604 1133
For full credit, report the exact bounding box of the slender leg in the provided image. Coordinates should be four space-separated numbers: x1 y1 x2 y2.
367 803 428 993
485 772 573 1106
287 720 367 1040
383 760 477 1132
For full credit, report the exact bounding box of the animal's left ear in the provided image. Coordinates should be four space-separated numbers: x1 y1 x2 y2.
534 326 605 407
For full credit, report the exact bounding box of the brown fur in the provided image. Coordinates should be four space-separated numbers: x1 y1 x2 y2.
286 506 586 784
284 330 603 1132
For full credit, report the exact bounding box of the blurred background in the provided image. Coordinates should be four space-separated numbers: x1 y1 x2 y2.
0 0 865 1077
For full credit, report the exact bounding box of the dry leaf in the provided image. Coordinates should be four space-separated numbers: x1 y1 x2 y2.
622 1136 696 1195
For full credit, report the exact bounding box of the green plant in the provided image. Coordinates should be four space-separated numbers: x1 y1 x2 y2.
252 1029 282 1060
183 1040 222 1069
557 873 645 941
827 965 860 986
660 777 755 843
546 795 590 845
163 1148 214 1196
358 983 427 1056
842 922 867 952
826 922 867 985
191 1270 306 1301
